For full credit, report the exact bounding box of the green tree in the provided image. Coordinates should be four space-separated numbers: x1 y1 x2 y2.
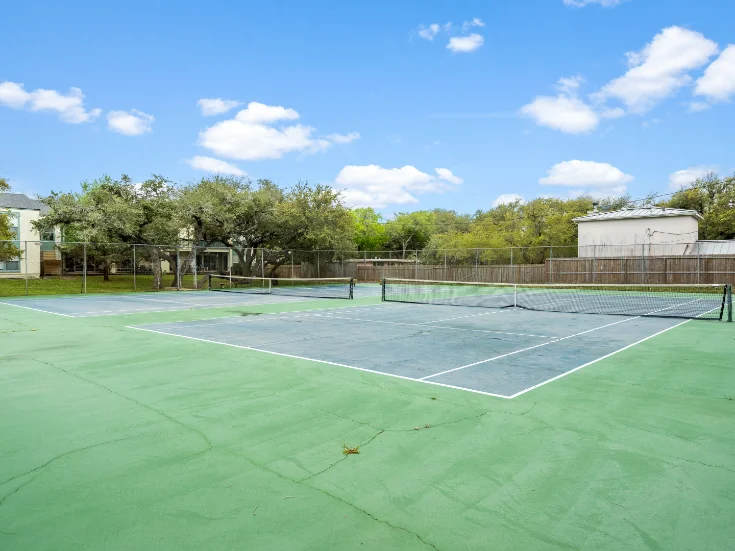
352 207 388 251
0 177 22 263
36 175 183 288
265 181 355 275
385 211 436 258
663 173 735 240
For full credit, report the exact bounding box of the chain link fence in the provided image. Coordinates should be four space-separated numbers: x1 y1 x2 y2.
1 240 734 297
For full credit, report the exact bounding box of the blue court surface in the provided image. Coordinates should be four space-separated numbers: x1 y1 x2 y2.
129 301 688 398
0 283 383 317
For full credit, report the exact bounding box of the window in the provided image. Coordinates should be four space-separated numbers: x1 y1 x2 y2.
0 212 21 272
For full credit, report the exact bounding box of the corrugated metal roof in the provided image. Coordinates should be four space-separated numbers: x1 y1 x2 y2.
0 193 49 213
684 240 735 255
573 207 703 222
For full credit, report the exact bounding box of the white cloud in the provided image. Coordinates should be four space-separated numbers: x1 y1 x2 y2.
418 23 440 41
493 194 525 207
186 156 247 176
462 17 485 31
107 109 154 136
592 26 718 114
556 75 584 94
668 166 716 190
198 101 354 161
434 167 463 185
563 0 623 6
539 160 634 195
520 95 599 134
0 82 31 108
335 165 462 208
0 81 101 123
234 101 299 124
447 34 484 53
688 101 711 112
197 98 242 116
325 132 360 144
694 44 735 103
600 107 626 119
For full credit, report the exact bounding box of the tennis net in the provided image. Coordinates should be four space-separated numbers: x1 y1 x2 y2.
210 275 354 299
382 278 733 321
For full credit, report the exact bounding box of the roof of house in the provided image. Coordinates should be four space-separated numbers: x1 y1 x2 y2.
573 206 703 223
0 193 49 214
684 240 735 255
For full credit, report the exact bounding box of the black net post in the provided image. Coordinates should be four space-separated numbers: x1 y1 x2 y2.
727 285 733 322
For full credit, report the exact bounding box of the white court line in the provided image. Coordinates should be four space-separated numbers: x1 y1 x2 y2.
71 298 310 317
305 313 551 338
421 295 711 382
0 301 74 317
122 302 390 328
507 319 692 398
419 315 643 380
420 309 511 324
126 325 512 399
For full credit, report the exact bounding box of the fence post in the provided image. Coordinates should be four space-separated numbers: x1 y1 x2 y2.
83 242 87 294
641 244 645 284
510 247 514 284
592 245 597 283
549 246 553 283
24 241 29 296
475 248 479 282
696 241 700 284
444 251 447 281
176 245 180 290
415 253 418 280
133 244 137 291
193 245 198 289
291 251 294 278
317 250 320 279
261 248 265 278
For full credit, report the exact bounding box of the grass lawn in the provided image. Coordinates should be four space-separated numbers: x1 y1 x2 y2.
0 274 205 297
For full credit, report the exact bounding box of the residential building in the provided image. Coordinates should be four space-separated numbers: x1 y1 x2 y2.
0 193 60 277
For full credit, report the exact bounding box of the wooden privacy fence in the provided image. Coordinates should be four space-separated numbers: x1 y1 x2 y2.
300 255 735 285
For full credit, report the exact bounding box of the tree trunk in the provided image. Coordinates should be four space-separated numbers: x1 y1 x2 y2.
103 262 110 281
147 246 163 290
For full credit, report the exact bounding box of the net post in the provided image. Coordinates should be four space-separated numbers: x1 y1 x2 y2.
24 241 29 296
349 277 354 299
381 278 386 301
133 244 137 291
208 273 212 291
728 285 733 322
268 277 272 295
83 242 87 294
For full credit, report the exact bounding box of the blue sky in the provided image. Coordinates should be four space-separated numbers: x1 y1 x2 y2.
1 0 734 216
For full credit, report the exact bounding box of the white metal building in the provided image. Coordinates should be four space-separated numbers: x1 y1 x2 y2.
573 207 703 257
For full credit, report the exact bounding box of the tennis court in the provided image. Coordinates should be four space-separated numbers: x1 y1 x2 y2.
2 278 734 550
130 302 697 398
0 276 381 317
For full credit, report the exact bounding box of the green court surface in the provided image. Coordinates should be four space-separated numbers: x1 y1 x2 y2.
1 296 735 550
